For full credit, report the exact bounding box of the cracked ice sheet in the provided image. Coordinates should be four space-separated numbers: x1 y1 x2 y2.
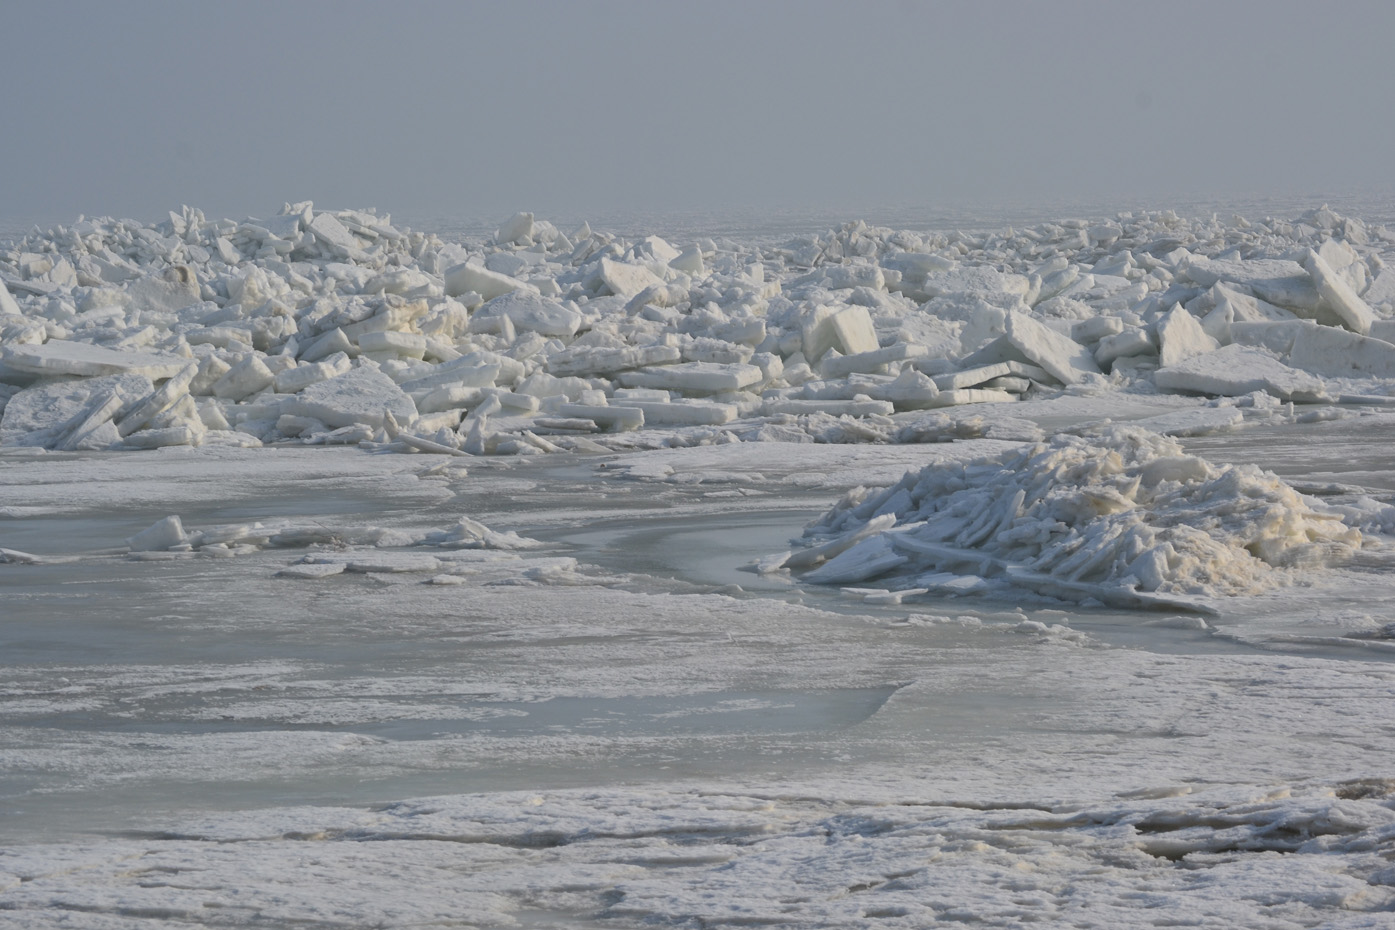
3 783 1395 928
4 633 1395 928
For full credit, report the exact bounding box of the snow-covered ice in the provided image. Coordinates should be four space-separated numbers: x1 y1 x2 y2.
3 203 1395 928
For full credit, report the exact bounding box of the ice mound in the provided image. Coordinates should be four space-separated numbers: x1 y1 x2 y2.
777 428 1364 605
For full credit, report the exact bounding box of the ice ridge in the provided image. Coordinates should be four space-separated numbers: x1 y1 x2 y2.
2 203 1395 453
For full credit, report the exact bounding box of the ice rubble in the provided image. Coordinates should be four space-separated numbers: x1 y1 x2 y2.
114 509 592 585
2 203 1395 454
772 427 1364 605
120 512 543 558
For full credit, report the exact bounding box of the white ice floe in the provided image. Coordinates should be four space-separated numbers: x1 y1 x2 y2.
2 340 189 380
1232 318 1395 379
775 427 1364 606
1155 343 1328 401
282 365 417 429
1003 310 1102 384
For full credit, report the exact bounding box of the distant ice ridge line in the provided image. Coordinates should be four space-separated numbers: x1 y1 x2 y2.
772 427 1365 605
3 201 1395 453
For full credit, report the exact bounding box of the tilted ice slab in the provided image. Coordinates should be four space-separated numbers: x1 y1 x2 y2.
1231 318 1395 379
2 340 188 379
1182 255 1323 313
281 365 417 429
776 427 1364 607
1154 344 1327 402
0 371 154 448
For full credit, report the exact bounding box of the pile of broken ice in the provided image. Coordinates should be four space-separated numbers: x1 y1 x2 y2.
4 202 1395 455
769 427 1364 608
115 510 589 586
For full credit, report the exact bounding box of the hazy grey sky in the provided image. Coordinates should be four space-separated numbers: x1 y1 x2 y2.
5 0 1393 225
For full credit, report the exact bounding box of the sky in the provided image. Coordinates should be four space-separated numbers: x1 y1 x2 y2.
4 0 1394 228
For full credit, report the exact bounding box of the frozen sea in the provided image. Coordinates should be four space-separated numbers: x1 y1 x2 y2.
3 203 1395 927
4 415 1395 928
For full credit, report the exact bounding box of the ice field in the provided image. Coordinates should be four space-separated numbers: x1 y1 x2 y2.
3 202 1395 927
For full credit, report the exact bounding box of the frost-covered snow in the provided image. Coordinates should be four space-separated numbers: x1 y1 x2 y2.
3 205 1395 928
